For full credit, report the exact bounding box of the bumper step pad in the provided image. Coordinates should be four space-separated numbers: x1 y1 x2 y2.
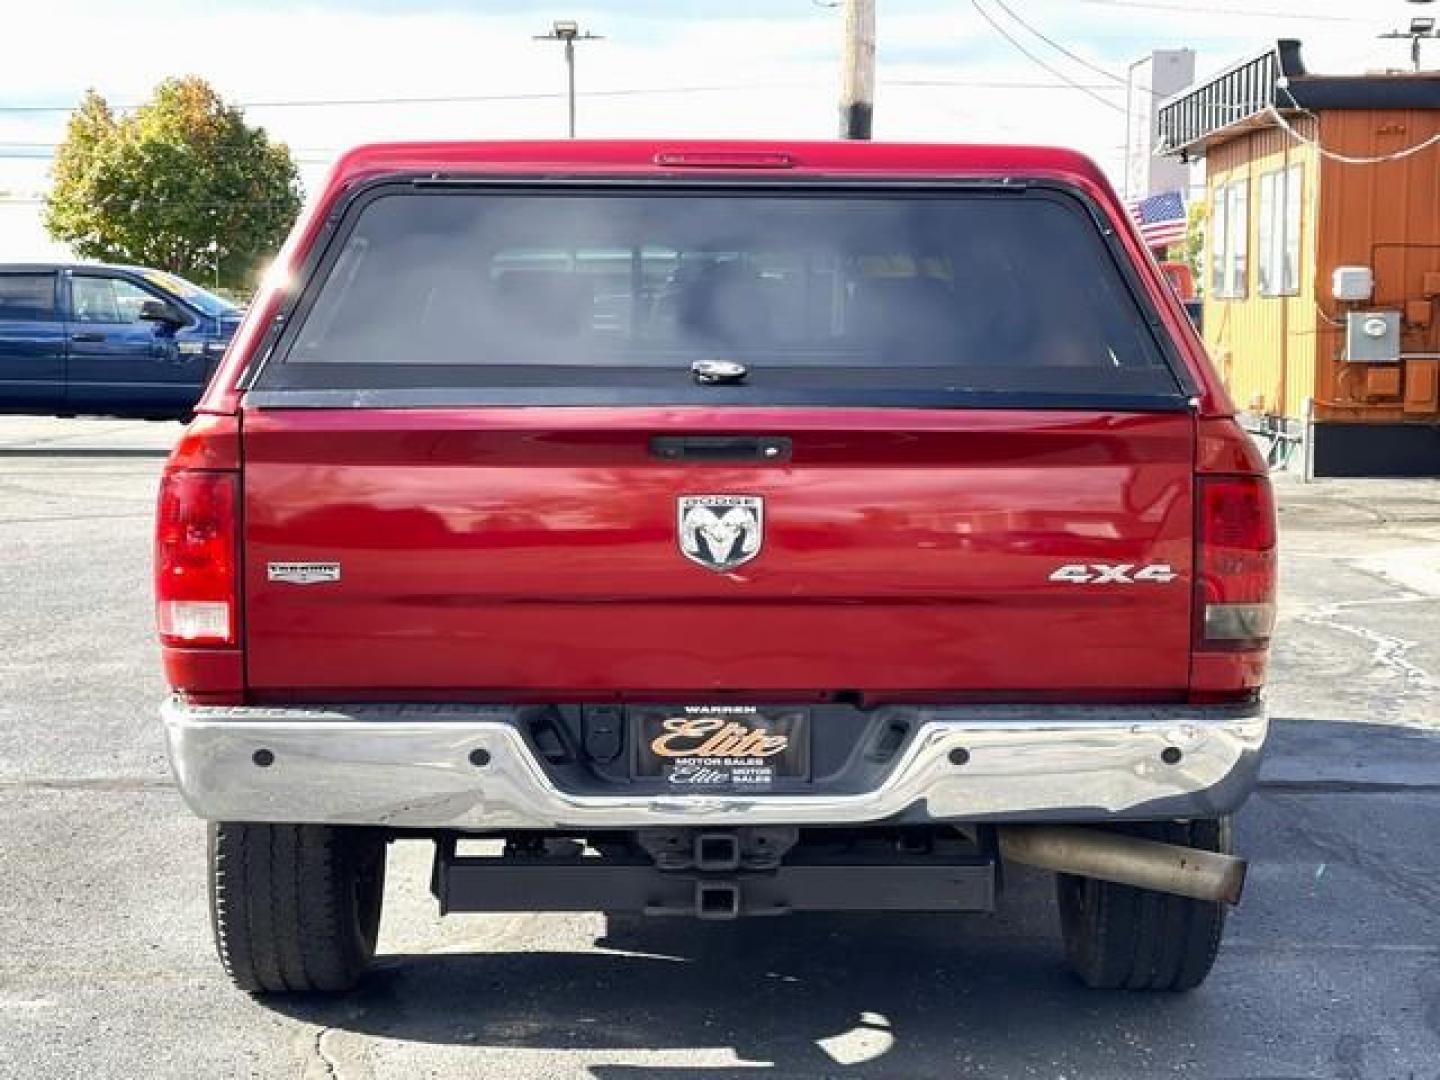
432 828 998 918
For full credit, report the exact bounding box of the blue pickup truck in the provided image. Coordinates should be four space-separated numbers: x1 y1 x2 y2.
0 263 241 419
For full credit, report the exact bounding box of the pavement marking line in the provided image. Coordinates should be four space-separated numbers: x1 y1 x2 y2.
0 447 171 458
0 777 174 792
1258 780 1440 794
816 1011 896 1066
0 514 152 527
1289 594 1440 610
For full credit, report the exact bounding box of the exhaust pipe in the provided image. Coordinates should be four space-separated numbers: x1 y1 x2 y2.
997 826 1247 905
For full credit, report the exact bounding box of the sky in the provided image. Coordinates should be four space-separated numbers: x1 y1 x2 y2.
1 0 1433 260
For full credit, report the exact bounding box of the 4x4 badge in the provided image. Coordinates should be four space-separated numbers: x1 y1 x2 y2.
677 495 764 572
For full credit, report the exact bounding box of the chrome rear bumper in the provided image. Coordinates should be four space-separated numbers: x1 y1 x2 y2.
161 699 1267 829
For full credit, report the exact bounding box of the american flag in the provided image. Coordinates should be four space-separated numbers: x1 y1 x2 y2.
1126 190 1188 249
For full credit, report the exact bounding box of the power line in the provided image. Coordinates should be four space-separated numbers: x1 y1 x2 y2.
1078 0 1370 22
0 82 812 115
0 142 337 167
968 0 1127 115
0 196 300 207
0 140 340 152
986 2 1197 110
886 78 1115 90
0 78 1162 160
0 75 1151 118
972 5 1274 122
990 0 1129 87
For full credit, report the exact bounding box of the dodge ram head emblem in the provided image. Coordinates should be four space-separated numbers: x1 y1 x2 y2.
678 495 764 572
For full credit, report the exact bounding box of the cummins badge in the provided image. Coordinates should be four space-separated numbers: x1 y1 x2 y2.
677 495 764 572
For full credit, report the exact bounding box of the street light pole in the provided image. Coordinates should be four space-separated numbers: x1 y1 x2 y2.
565 35 576 138
535 20 602 138
1122 55 1151 204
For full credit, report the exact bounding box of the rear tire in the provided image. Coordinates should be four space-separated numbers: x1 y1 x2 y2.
1055 818 1230 992
208 823 386 995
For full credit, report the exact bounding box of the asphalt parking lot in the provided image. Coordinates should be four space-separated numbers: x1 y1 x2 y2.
1 417 1438 1080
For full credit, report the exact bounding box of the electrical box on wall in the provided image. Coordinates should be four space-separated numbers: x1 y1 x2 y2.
1332 266 1374 302
1345 311 1401 363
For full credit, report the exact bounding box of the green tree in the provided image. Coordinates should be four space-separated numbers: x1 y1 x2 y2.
45 77 301 290
1174 198 1207 294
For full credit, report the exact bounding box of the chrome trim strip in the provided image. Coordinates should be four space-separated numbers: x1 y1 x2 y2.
161 700 1267 829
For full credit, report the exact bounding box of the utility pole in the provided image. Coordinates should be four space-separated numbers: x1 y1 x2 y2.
535 20 602 137
838 0 876 140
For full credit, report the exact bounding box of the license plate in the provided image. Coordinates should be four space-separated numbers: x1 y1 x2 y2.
632 706 810 788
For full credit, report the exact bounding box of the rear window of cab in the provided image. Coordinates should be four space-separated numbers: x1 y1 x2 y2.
253 183 1186 407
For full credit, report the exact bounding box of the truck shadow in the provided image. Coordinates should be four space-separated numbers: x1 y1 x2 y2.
269 866 1218 1078
265 719 1440 1077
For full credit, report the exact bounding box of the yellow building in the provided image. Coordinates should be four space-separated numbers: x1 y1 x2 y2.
1157 40 1440 476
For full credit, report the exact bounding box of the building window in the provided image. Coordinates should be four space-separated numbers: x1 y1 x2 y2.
1258 164 1302 296
1226 180 1249 298
1257 172 1276 294
1283 163 1302 295
1210 179 1249 299
1210 187 1226 295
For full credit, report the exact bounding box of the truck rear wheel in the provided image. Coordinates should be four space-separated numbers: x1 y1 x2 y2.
1055 818 1230 992
208 823 386 995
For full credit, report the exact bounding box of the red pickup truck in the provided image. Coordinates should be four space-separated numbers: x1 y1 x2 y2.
156 140 1274 996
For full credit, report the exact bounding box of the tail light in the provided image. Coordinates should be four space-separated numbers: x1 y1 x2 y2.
1195 475 1276 651
156 469 238 647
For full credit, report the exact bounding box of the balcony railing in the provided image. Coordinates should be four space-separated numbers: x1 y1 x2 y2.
1156 45 1286 156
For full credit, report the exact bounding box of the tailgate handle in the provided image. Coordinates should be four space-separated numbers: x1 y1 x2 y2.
650 435 791 463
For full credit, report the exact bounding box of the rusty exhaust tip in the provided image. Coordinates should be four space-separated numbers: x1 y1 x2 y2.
997 825 1247 905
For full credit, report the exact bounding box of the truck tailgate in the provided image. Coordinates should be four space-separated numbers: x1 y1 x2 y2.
240 406 1194 697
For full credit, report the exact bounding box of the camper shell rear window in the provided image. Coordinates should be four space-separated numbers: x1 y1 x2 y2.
250 180 1189 409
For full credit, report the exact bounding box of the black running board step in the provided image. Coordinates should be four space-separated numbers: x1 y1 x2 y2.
433 853 996 918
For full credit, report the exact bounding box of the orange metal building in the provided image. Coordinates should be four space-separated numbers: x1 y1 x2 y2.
1157 41 1440 476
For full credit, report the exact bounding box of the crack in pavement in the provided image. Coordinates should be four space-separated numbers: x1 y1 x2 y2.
1294 594 1440 714
297 1024 373 1080
312 1028 340 1080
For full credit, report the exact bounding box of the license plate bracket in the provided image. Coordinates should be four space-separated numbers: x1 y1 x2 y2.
631 706 811 789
